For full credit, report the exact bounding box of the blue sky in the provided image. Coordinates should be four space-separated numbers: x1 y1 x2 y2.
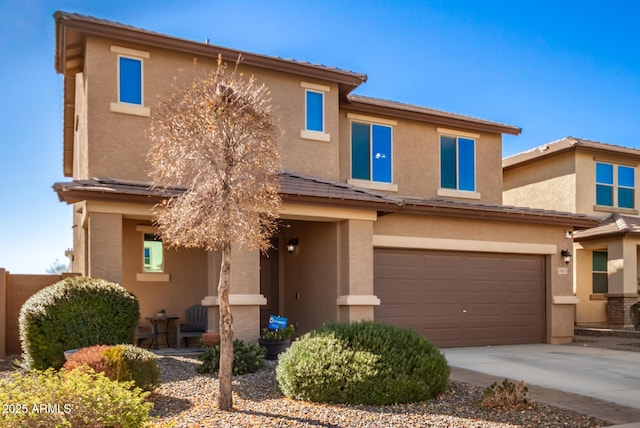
1 0 640 273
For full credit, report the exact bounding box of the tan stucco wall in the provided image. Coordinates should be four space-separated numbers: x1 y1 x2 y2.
373 213 577 344
574 150 640 216
574 241 608 323
87 212 123 284
283 220 338 334
81 36 341 183
503 151 577 212
339 113 504 203
121 220 208 330
73 72 89 180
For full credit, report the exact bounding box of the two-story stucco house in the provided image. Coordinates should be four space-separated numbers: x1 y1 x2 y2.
504 137 640 327
52 12 598 347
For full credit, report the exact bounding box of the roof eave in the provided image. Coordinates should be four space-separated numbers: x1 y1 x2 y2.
342 98 522 136
54 12 367 93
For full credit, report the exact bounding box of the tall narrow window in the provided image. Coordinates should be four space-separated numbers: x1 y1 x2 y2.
143 233 163 273
351 122 392 183
305 90 324 132
440 136 476 191
118 56 143 105
596 163 614 206
618 166 635 209
592 251 608 294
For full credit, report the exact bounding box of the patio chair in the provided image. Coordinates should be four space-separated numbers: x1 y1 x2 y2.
135 323 156 349
176 305 208 348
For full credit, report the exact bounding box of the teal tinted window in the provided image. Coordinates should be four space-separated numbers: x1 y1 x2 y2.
351 122 371 180
595 163 613 206
458 138 475 191
440 136 457 189
351 122 392 183
119 57 142 105
619 188 634 208
306 91 323 132
596 185 613 206
440 135 475 191
595 163 635 208
592 251 608 293
371 125 392 183
618 166 635 209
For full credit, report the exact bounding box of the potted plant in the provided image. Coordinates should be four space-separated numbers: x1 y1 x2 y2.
258 324 295 360
156 309 166 318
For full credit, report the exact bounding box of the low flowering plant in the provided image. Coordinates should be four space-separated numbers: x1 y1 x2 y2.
260 324 295 341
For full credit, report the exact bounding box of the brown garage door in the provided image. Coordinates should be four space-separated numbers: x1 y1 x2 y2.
374 248 545 347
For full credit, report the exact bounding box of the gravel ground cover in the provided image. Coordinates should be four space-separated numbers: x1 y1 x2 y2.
0 354 611 427
148 356 610 428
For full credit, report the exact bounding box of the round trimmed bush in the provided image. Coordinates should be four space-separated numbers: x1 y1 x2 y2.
276 321 450 405
64 344 160 391
19 277 140 370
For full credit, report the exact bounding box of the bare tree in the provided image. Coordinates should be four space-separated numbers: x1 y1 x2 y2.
147 56 281 410
46 258 69 274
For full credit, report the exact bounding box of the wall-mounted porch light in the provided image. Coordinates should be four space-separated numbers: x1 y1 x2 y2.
286 238 299 254
560 249 572 265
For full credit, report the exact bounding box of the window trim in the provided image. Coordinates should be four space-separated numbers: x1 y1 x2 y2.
591 250 608 295
348 116 395 188
594 161 636 211
136 225 170 282
438 131 479 198
300 82 330 142
110 45 150 117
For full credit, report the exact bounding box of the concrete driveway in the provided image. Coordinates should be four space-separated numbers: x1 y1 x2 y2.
443 343 640 409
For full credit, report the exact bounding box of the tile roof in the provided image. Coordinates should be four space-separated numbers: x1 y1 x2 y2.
504 136 640 169
573 213 640 241
54 11 367 88
344 94 521 135
53 173 599 227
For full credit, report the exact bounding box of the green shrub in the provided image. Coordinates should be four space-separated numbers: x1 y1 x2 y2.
18 276 140 370
198 339 265 375
63 344 160 392
103 344 160 391
276 321 450 405
0 368 152 427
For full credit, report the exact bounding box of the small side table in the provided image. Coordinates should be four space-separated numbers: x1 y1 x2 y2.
146 316 179 349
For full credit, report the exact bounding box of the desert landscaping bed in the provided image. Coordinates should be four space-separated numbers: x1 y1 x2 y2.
0 354 611 427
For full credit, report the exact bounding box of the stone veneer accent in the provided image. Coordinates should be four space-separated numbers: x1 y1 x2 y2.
607 295 639 326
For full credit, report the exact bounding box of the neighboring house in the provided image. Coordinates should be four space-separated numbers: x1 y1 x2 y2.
504 137 640 327
52 11 597 347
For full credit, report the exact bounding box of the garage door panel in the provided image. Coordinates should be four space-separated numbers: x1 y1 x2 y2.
375 249 545 347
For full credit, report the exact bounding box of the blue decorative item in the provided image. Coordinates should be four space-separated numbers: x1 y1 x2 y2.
268 315 287 330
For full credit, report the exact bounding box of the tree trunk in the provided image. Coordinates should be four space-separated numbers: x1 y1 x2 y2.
217 241 233 410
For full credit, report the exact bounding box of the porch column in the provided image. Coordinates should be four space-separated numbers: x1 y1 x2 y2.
202 245 266 342
337 219 380 322
606 238 638 326
87 212 122 284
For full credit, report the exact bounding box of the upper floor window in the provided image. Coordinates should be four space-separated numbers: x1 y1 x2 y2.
110 45 150 117
592 250 608 294
351 122 392 183
305 90 324 132
300 82 330 142
440 135 475 192
118 56 143 105
596 162 635 209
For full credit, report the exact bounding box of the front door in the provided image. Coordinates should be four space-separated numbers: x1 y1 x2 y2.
260 239 279 330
